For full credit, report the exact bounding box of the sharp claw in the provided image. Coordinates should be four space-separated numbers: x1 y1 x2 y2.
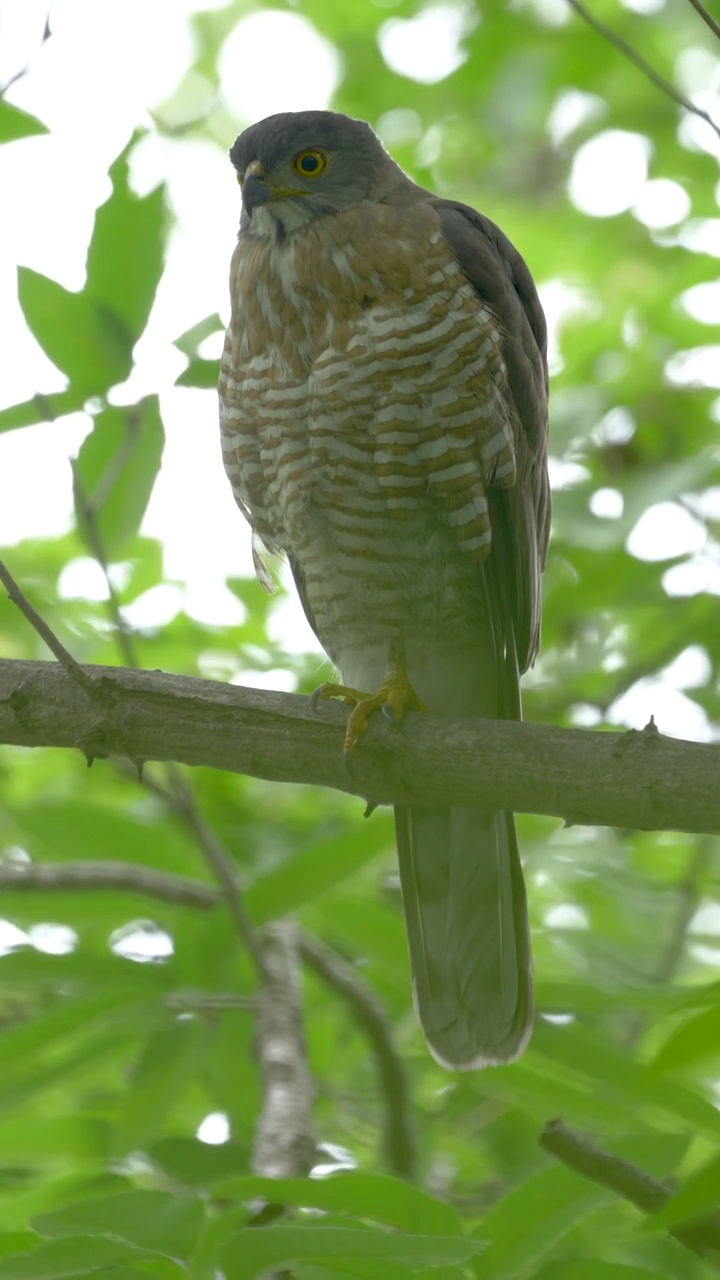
309 685 324 713
382 703 409 737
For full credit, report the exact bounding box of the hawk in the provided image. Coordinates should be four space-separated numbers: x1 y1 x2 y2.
219 110 550 1070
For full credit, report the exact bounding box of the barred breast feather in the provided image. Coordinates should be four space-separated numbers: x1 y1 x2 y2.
219 201 518 661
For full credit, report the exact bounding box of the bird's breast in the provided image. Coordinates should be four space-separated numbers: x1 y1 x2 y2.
219 202 518 651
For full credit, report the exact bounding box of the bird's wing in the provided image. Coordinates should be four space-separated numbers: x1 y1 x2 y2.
432 200 550 672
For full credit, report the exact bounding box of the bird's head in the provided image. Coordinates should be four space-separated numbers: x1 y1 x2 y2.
229 110 398 237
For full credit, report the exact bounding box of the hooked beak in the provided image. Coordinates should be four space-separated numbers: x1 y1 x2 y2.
241 160 271 215
240 159 305 216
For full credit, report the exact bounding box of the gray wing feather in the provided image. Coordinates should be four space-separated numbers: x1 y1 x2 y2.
432 201 550 672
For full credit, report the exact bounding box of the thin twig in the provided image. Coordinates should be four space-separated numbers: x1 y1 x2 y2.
0 859 220 907
71 471 270 981
0 560 96 696
300 930 415 1179
541 1119 720 1257
650 841 711 988
565 0 720 144
687 0 720 42
160 770 270 981
0 856 409 1177
623 840 711 1048
74 409 141 518
165 990 255 1011
72 483 313 1187
0 861 256 1011
72 466 137 669
0 8 52 96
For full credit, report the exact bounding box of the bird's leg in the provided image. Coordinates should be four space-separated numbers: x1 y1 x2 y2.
311 637 427 751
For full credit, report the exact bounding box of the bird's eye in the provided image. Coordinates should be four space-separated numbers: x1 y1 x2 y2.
293 148 329 178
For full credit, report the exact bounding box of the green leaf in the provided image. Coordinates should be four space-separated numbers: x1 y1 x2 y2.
147 1137 250 1187
648 1007 720 1075
173 314 223 358
0 1114 109 1164
85 136 167 344
33 1193 204 1262
175 359 219 389
471 1166 608 1279
219 1226 483 1279
8 797 202 877
116 1022 206 1150
0 102 48 144
538 1264 664 1279
72 398 165 558
15 137 166 394
0 993 131 1081
0 1237 143 1279
17 269 130 393
531 1022 720 1142
654 1152 720 1231
214 1174 462 1236
0 1243 36 1265
246 820 393 924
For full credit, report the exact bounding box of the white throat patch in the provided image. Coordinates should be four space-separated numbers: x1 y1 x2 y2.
250 199 314 239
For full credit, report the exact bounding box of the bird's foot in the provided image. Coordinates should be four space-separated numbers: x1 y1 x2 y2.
311 670 426 752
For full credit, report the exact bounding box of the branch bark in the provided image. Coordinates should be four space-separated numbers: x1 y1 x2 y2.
251 921 315 1179
2 658 720 833
541 1119 720 1258
300 930 415 1178
0 859 412 1178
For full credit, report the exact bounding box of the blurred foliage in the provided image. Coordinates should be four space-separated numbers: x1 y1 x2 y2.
1 0 720 1276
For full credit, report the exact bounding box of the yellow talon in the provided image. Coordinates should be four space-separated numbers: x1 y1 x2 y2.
313 655 426 751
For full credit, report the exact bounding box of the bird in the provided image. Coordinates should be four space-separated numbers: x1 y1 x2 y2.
219 110 550 1070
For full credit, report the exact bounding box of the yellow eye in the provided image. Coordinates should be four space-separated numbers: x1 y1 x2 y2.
293 148 329 178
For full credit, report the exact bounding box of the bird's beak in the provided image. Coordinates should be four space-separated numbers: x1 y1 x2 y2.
241 160 271 215
241 159 306 216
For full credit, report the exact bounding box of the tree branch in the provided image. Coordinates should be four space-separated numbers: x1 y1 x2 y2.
687 0 720 42
2 550 310 1180
252 921 315 1179
622 839 711 1049
0 858 220 907
154 767 270 981
300 930 415 1179
2 657 720 833
0 562 96 696
565 0 720 144
71 466 138 670
0 859 411 1178
541 1119 720 1258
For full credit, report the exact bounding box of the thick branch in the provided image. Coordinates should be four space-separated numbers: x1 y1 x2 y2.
252 921 315 1178
541 1119 720 1257
2 658 720 833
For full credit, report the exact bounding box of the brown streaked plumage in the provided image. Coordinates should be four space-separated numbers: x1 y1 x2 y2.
219 110 550 1070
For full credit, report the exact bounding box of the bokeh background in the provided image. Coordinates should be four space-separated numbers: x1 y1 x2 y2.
1 0 720 1275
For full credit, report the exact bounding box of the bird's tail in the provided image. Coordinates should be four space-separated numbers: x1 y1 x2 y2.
394 802 532 1070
